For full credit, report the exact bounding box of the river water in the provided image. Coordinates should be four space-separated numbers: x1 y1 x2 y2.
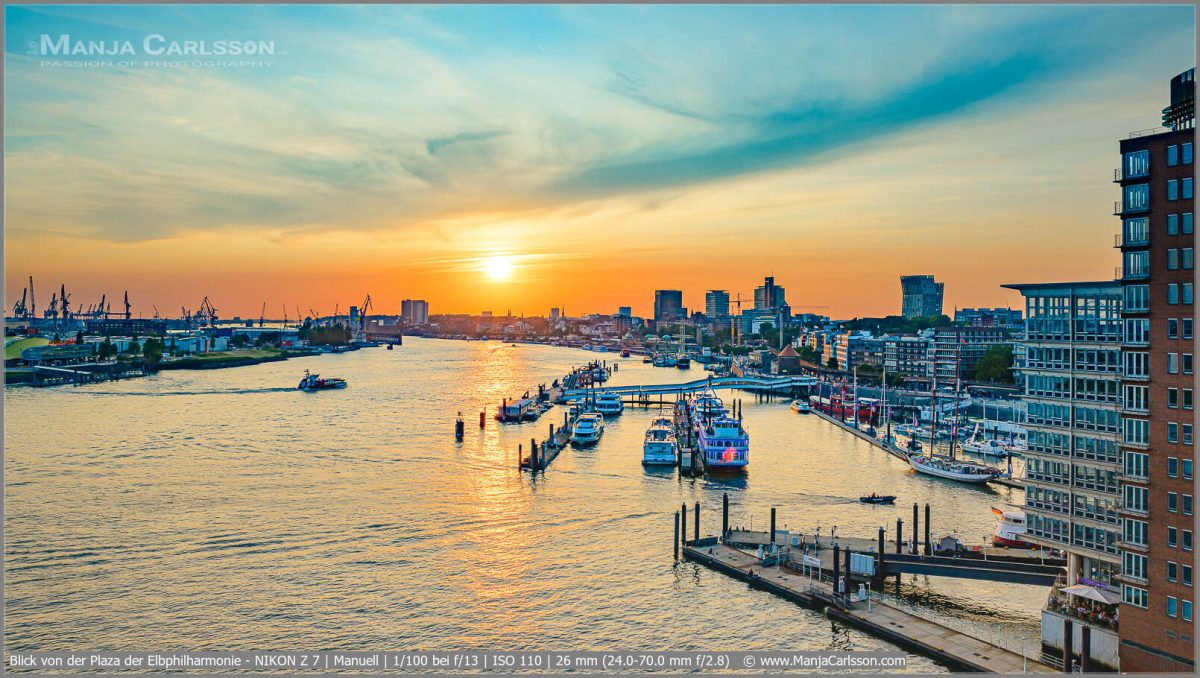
4 338 1044 669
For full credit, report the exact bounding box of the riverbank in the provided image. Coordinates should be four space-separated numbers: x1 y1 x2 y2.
155 348 300 370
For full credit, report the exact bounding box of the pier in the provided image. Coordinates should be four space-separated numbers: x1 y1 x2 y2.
558 374 814 401
807 407 1026 490
680 498 1057 673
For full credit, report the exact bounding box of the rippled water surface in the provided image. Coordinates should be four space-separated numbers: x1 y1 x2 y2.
5 338 1042 669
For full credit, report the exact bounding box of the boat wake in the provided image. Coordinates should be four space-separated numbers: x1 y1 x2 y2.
70 387 297 396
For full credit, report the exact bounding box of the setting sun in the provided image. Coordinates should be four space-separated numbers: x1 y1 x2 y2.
482 254 516 282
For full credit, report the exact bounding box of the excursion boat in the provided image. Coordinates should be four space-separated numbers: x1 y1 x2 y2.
807 394 879 424
691 389 726 422
675 356 691 369
593 393 624 416
642 417 677 465
297 371 347 391
591 366 610 382
621 350 631 358
652 353 677 368
907 454 1000 484
790 399 810 414
992 507 1037 548
697 415 749 469
571 413 605 446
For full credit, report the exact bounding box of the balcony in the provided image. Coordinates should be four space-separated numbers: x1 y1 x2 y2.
1114 168 1122 183
1115 232 1149 248
1114 200 1149 216
1117 266 1150 281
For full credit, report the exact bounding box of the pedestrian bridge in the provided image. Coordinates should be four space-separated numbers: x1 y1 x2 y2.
560 375 816 400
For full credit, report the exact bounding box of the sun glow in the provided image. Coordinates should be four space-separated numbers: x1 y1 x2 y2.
482 254 516 282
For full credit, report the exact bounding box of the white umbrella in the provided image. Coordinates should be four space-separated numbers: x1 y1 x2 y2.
1061 584 1120 605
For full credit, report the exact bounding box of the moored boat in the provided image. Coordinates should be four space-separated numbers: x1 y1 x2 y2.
642 417 677 465
790 399 810 414
593 393 624 416
697 415 749 469
571 413 605 446
297 370 347 391
907 454 999 483
992 507 1037 548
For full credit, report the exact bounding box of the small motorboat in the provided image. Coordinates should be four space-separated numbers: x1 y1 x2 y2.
621 350 631 358
297 370 347 391
859 494 896 505
790 399 811 414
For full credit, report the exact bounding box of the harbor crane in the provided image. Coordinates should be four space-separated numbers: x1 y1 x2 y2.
358 293 373 337
11 287 28 320
282 303 288 326
28 276 36 320
95 293 107 319
259 302 266 327
197 296 218 326
152 305 161 319
58 284 72 321
123 291 132 320
46 291 58 320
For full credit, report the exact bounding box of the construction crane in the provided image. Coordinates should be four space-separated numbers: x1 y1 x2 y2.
332 302 340 327
12 287 28 320
259 302 266 327
309 308 320 326
198 297 218 326
59 284 71 321
295 305 302 327
95 293 107 319
358 293 373 338
282 303 288 326
123 291 132 320
152 305 161 319
45 291 58 320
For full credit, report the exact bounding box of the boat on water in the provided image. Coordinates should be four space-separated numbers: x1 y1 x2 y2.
961 435 1020 457
496 398 537 423
620 350 631 358
907 454 1000 483
593 393 624 416
697 415 749 469
691 388 726 422
297 371 347 391
642 417 677 465
859 494 896 505
790 399 810 414
675 356 691 369
571 413 605 446
642 356 653 363
991 507 1037 548
652 353 677 368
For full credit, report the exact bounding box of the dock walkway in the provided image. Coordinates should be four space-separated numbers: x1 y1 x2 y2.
807 408 1025 490
684 542 1053 674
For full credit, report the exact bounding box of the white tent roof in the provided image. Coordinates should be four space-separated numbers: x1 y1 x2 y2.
1061 584 1120 605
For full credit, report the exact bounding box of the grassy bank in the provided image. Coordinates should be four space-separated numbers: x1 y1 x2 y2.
157 348 298 370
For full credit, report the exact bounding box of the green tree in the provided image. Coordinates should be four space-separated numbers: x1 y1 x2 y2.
141 337 164 367
75 330 84 345
975 345 1015 383
826 355 839 369
98 338 117 360
126 339 141 354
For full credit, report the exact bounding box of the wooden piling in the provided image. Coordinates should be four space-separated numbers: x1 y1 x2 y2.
924 503 932 556
694 501 700 541
722 492 729 538
896 518 903 553
912 503 919 554
681 503 688 546
674 511 680 560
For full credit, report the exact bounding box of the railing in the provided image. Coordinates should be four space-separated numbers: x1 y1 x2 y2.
1113 168 1123 183
1129 128 1162 139
1116 233 1150 248
875 588 1038 660
1113 201 1123 215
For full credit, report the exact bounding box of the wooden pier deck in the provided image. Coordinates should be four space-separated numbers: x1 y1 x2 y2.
808 409 1025 490
684 542 1053 674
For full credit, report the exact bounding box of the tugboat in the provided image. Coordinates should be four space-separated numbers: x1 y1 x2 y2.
297 370 347 391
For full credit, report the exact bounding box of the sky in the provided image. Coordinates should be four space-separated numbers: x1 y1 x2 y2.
3 4 1196 320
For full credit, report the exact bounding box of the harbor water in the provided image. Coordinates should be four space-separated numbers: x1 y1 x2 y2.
4 338 1042 669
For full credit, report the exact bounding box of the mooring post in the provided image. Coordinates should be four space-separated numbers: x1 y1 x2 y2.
896 518 903 553
924 503 931 556
770 507 777 545
722 492 729 539
832 544 841 593
674 511 680 560
479 410 486 429
877 527 885 576
912 503 919 554
681 503 688 546
843 546 852 588
1062 618 1073 673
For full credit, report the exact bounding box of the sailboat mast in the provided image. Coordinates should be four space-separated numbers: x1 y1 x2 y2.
950 328 963 461
883 366 891 442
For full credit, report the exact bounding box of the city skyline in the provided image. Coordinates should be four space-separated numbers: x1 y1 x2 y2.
4 4 1196 318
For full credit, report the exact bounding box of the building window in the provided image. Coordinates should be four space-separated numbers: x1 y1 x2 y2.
1185 529 1193 551
1185 565 1194 587
1185 600 1194 623
1125 250 1150 277
1125 484 1149 513
1125 417 1150 446
1169 248 1180 269
1169 213 1180 234
1185 178 1194 200
1185 212 1195 234
1124 216 1150 244
1169 526 1179 547
1185 389 1195 410
1125 518 1148 546
1184 318 1194 338
1168 353 1179 373
1124 451 1150 479
1169 596 1179 617
1125 149 1151 177
1169 456 1180 476
1170 318 1180 337
1185 283 1194 304
1169 492 1179 512
1168 422 1179 443
1125 183 1150 211
1186 354 1195 374
1169 388 1180 408
1170 561 1179 582
1184 424 1193 445
1125 552 1149 581
1169 145 1180 166
1186 142 1195 164
1169 179 1179 200
1169 284 1180 304
1124 585 1149 608
1125 318 1150 345
1185 459 1195 479
1185 248 1195 269
1185 494 1194 516
1125 284 1150 311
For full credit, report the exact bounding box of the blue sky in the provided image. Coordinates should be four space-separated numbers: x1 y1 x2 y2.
4 4 1196 316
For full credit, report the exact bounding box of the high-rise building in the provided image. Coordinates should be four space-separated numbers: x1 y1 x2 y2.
928 326 1009 383
617 306 632 318
549 307 561 319
401 299 429 325
900 275 945 319
653 290 684 322
705 290 730 320
1114 67 1195 673
754 276 788 311
1005 280 1124 671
